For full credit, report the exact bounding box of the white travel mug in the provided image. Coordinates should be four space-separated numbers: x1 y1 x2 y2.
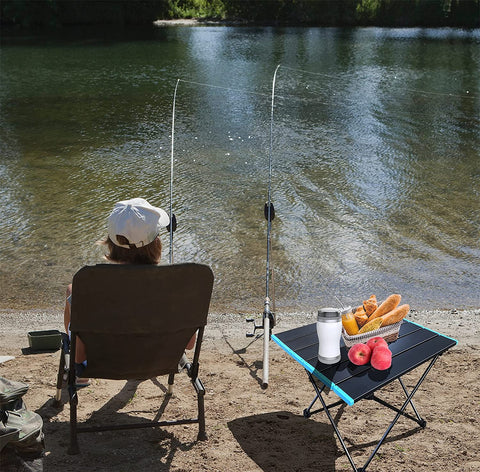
317 308 342 364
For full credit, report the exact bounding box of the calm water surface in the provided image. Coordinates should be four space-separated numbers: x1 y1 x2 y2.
1 26 479 312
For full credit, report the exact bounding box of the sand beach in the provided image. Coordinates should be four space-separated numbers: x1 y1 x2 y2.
1 308 479 471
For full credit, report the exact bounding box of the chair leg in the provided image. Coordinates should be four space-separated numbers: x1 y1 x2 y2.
167 373 175 395
54 348 65 406
197 389 207 441
67 388 80 455
67 335 80 455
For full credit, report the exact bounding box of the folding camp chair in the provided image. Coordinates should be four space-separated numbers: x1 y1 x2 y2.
272 320 457 472
53 262 214 454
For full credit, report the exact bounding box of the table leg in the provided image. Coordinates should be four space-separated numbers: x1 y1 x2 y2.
303 392 320 418
303 372 346 419
360 355 438 470
304 355 440 472
307 372 360 472
398 377 426 426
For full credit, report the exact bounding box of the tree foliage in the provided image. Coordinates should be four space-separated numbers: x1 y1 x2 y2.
167 0 225 18
1 0 478 28
223 0 479 27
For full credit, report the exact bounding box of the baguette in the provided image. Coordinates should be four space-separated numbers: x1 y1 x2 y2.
368 294 401 321
380 304 410 327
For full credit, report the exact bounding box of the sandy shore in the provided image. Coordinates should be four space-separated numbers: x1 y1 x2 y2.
1 308 479 350
1 308 479 471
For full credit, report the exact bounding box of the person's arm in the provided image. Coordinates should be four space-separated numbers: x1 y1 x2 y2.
64 284 72 333
63 283 87 363
186 333 196 350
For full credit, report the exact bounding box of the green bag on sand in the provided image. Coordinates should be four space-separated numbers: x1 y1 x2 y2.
0 377 44 472
0 377 29 410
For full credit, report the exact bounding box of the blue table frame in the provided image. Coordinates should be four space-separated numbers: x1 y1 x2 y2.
272 320 457 472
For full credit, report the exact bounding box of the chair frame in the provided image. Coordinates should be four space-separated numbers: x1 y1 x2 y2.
53 263 213 454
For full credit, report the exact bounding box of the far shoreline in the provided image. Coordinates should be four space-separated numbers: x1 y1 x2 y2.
152 19 480 28
153 18 248 27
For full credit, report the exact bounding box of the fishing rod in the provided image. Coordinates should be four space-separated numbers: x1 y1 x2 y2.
246 64 281 389
168 79 179 264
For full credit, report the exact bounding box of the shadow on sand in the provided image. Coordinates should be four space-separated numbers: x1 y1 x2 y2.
35 378 197 471
228 410 337 472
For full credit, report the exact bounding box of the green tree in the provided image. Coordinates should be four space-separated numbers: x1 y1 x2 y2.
167 0 225 18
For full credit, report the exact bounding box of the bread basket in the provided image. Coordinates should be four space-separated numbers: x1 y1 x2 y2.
342 320 403 349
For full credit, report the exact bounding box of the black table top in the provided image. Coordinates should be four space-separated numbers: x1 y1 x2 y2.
272 320 457 405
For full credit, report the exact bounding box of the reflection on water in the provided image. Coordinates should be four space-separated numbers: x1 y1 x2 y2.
0 26 479 312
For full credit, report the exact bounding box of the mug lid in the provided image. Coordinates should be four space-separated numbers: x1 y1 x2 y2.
317 308 341 320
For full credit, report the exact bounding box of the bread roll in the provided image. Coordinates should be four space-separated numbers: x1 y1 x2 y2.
354 307 369 327
363 294 377 316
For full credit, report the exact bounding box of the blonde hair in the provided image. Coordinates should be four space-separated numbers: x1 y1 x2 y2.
101 235 162 265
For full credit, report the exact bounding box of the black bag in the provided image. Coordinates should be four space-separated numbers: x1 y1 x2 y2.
0 377 45 472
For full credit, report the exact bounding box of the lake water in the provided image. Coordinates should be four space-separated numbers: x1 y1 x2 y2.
1 26 479 313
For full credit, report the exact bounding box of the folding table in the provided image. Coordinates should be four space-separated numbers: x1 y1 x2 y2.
272 319 457 472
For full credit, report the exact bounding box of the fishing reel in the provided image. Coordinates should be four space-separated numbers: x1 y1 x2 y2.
246 314 275 338
245 317 263 337
264 202 275 222
166 213 177 233
246 298 276 337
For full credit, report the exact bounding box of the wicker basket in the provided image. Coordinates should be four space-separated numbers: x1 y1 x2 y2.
342 320 403 349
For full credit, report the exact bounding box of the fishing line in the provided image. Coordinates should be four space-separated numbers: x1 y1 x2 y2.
402 87 477 99
175 71 361 324
177 78 271 98
172 72 476 135
281 64 477 100
167 77 272 265
281 64 343 81
170 71 475 151
168 67 474 317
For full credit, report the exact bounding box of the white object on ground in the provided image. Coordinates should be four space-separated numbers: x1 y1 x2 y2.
0 356 15 364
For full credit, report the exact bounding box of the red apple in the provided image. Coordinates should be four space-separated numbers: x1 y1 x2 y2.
370 346 392 370
366 336 388 351
348 343 372 366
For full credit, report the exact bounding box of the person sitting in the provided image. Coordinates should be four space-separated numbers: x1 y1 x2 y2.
63 197 195 386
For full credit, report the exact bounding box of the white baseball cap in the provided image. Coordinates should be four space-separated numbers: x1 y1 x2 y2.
107 198 170 249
